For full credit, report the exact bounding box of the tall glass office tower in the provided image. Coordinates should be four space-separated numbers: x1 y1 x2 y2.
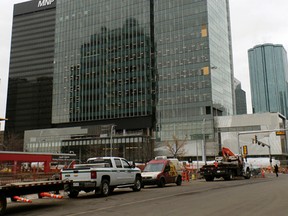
53 0 156 129
7 0 234 160
248 44 288 117
154 0 234 157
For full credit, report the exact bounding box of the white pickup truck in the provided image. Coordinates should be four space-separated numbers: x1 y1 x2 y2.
60 157 142 198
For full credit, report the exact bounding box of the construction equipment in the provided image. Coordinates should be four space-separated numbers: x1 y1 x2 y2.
200 147 251 181
0 179 72 216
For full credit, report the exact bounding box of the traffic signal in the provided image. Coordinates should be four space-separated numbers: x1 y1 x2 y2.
243 145 248 155
257 141 265 147
252 135 258 144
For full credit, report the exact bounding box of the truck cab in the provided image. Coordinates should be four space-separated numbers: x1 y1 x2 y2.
141 159 182 187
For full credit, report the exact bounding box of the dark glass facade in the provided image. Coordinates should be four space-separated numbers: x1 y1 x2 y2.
5 1 56 139
52 0 156 130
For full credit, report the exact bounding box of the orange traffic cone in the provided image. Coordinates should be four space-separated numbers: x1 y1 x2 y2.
261 169 265 178
182 171 189 182
13 196 32 203
39 192 63 199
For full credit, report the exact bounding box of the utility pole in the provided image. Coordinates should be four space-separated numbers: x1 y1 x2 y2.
202 118 206 163
110 125 116 157
255 140 272 168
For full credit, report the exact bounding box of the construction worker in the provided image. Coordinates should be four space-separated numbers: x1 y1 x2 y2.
274 164 279 177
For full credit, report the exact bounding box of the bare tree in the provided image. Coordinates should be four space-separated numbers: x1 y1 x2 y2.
3 132 23 151
165 135 187 158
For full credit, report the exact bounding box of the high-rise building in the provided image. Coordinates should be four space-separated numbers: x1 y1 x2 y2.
248 43 288 117
5 1 56 137
6 0 234 161
154 0 234 158
234 78 247 115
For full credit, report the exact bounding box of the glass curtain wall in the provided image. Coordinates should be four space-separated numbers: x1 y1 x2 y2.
208 0 234 116
154 0 234 158
154 0 212 142
53 0 154 124
248 44 288 117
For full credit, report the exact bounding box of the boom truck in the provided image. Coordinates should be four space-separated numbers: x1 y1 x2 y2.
200 147 251 181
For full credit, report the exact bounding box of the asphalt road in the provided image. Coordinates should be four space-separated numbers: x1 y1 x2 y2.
4 173 286 216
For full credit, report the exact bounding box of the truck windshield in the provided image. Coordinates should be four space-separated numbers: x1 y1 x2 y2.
143 163 164 172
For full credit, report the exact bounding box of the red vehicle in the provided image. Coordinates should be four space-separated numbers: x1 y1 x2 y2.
141 159 182 187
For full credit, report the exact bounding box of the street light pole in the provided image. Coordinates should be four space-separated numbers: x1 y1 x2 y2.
202 118 206 163
196 140 199 172
110 125 116 157
237 132 240 154
268 145 272 168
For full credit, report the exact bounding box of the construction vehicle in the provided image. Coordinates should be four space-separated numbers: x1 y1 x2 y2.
200 147 251 181
0 151 77 215
0 174 72 216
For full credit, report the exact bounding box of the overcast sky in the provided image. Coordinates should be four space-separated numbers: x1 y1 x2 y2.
1 0 288 130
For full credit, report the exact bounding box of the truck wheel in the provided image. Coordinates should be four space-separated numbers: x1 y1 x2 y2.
133 176 142 192
244 168 251 179
0 194 7 216
205 176 214 181
158 178 165 187
100 179 110 197
224 172 234 181
11 196 18 202
176 176 182 186
68 190 79 198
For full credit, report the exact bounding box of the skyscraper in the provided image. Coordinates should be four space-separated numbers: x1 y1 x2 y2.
248 43 288 117
6 0 234 161
5 1 56 137
154 0 234 158
234 78 247 115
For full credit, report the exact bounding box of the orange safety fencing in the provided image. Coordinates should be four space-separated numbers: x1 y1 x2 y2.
39 192 63 199
13 196 32 203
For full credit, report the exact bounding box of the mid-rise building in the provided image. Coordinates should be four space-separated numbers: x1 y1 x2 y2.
248 43 288 117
